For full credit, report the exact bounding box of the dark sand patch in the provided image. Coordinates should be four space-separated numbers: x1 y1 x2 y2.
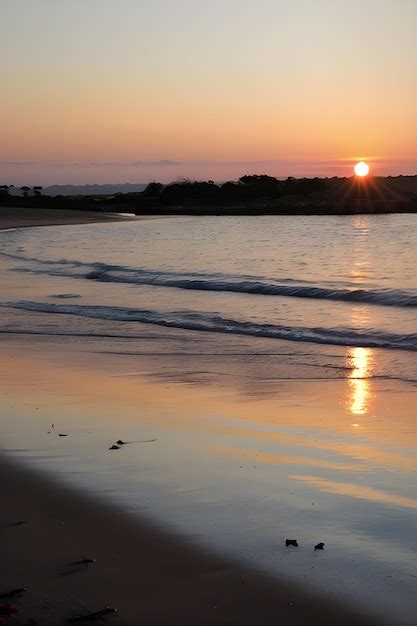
1 455 388 625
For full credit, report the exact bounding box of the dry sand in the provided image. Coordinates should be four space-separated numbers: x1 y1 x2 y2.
0 206 135 231
1 456 388 626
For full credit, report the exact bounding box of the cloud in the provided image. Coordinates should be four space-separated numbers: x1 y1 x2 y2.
0 161 39 166
131 160 183 167
1 158 349 169
2 157 414 170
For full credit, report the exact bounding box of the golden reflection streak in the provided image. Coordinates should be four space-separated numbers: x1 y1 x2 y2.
345 218 374 417
347 346 373 416
209 445 366 473
292 475 417 510
2 351 417 471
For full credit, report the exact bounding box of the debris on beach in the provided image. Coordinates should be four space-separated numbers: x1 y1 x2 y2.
109 444 120 450
0 604 17 615
81 556 96 564
0 588 27 599
314 542 325 551
285 539 299 547
67 606 118 622
8 520 28 527
67 556 96 567
115 438 156 445
59 433 68 437
50 293 80 300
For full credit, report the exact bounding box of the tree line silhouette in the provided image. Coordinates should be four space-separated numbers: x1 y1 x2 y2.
143 175 326 205
0 185 43 198
1 175 416 215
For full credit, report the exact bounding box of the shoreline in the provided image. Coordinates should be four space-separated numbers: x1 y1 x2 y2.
1 454 388 626
0 206 139 231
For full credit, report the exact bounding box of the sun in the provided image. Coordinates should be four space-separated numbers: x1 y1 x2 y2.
354 161 370 177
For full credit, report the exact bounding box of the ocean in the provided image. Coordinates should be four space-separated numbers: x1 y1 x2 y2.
1 214 417 622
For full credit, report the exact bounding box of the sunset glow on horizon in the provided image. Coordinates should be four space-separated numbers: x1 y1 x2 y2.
2 0 417 185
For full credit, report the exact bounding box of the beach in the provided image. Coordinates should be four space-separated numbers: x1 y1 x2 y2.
2 454 387 626
1 212 417 625
4 0 417 621
0 207 135 231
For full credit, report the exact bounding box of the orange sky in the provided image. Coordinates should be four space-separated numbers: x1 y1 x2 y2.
2 0 416 184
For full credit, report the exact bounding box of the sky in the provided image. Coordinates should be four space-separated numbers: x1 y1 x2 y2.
2 0 417 185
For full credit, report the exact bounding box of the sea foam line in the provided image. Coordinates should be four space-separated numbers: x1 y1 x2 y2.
2 300 416 352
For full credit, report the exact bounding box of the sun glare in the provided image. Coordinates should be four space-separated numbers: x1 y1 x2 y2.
354 161 370 177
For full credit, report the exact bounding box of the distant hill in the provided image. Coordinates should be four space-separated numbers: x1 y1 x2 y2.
43 183 148 196
10 183 148 197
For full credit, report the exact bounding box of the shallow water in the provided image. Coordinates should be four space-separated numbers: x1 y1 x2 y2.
1 216 417 622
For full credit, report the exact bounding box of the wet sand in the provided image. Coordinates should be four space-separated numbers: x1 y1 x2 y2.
1 454 387 626
0 206 135 231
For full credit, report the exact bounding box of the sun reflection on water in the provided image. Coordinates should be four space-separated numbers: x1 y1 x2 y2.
347 346 373 416
346 218 374 417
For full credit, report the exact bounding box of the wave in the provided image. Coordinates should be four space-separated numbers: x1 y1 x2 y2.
2 300 416 351
82 270 417 307
5 252 417 308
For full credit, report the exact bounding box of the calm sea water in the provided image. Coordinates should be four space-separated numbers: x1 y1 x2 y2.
1 215 417 622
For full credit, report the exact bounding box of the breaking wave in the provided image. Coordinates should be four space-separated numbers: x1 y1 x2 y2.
4 252 417 308
2 300 416 351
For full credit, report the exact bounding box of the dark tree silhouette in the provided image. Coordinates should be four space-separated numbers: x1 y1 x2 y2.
144 182 164 196
220 181 248 202
21 185 30 198
282 177 326 196
161 180 220 205
238 174 282 197
239 174 279 186
33 186 43 196
0 184 14 195
0 185 11 202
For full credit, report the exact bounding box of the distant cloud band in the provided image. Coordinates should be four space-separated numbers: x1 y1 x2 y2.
2 158 404 169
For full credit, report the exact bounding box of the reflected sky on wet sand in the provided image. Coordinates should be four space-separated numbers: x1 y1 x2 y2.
0 335 417 621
